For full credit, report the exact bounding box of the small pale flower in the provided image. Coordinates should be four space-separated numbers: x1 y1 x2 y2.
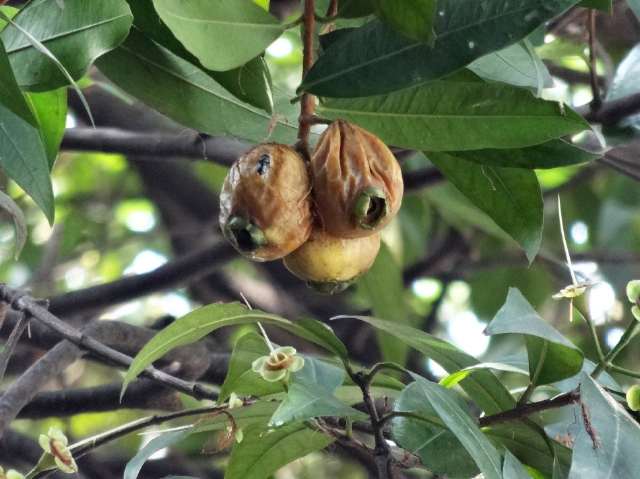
38 428 77 474
632 305 640 322
228 392 243 409
0 467 25 479
627 280 640 304
251 346 305 382
553 283 587 300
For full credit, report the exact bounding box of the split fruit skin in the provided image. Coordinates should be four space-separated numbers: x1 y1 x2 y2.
283 228 381 294
310 120 404 238
219 143 313 261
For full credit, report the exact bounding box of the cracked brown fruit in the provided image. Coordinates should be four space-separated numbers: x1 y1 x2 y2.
310 120 403 238
283 228 381 294
219 143 312 261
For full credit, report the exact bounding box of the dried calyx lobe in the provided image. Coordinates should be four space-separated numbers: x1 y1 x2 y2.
310 120 403 238
219 143 312 261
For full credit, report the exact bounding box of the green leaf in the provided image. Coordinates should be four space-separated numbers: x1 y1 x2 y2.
123 303 348 395
0 5 18 32
374 0 437 43
0 38 53 223
225 423 334 479
578 0 612 12
429 153 543 262
26 88 67 169
358 243 410 365
606 43 640 129
410 375 504 479
269 382 366 426
300 0 581 97
152 0 283 71
318 79 589 151
0 190 27 258
293 356 345 393
218 332 283 402
569 374 640 478
503 450 535 478
629 0 640 21
440 362 529 389
333 315 515 413
97 29 297 144
392 381 480 478
486 288 584 385
451 140 600 170
124 431 187 479
194 401 280 434
469 41 552 91
127 0 274 113
1 0 133 91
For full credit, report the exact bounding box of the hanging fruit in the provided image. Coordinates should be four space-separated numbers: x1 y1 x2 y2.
310 120 403 238
219 143 313 261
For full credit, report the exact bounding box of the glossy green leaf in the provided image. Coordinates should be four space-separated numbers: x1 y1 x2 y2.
374 0 437 43
393 381 480 478
301 0 581 97
293 356 345 392
26 88 67 168
410 375 503 479
218 332 282 402
0 39 53 223
152 0 283 71
127 0 274 113
194 401 280 434
486 288 584 385
225 423 334 479
440 362 529 389
429 153 543 261
469 41 552 90
1 0 133 91
123 302 348 395
0 6 17 31
333 315 515 413
569 374 640 478
358 243 409 365
452 140 600 170
0 190 27 258
503 450 535 478
319 79 589 151
124 431 187 479
97 29 297 144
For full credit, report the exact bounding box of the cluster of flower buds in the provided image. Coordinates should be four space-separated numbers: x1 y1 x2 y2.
219 121 403 293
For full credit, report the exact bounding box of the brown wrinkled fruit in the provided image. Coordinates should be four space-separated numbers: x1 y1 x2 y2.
310 120 403 238
219 143 313 261
283 228 381 294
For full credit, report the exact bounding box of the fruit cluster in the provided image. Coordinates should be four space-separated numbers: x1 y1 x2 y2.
219 120 404 294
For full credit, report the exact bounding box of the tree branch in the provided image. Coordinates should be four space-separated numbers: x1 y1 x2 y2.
579 92 640 126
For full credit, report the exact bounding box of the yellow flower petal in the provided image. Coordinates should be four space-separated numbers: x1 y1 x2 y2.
289 355 305 372
251 356 267 373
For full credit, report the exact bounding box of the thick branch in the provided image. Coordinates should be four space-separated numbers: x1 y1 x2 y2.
579 92 640 126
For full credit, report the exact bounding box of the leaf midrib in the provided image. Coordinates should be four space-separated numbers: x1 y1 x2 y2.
158 6 282 31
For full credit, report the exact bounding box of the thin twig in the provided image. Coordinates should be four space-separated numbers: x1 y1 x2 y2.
587 10 602 110
0 313 30 381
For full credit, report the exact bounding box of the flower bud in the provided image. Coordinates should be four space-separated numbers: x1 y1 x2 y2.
310 120 403 238
220 144 313 261
283 228 381 294
626 280 640 304
627 385 640 411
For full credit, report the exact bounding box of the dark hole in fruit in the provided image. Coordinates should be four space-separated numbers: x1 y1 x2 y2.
256 154 271 175
364 196 386 225
232 228 256 252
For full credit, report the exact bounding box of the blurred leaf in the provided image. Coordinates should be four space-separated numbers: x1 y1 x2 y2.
1 0 132 91
124 431 187 479
503 450 536 478
334 315 515 413
606 43 640 130
409 375 503 479
301 0 581 97
429 153 543 262
568 374 640 478
470 40 552 91
0 38 53 223
440 362 529 389
453 140 599 170
225 422 334 479
319 79 589 151
629 0 640 20
26 88 67 168
358 243 410 365
219 332 282 402
486 288 584 385
127 0 274 113
123 303 348 395
97 29 297 144
374 0 437 43
393 381 480 478
152 0 283 71
579 0 612 12
0 190 27 258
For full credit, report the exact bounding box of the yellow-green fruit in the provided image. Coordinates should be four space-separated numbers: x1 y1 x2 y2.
283 229 381 294
219 143 313 262
627 385 640 411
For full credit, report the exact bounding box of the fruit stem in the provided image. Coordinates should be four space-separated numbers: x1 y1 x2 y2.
296 0 316 160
